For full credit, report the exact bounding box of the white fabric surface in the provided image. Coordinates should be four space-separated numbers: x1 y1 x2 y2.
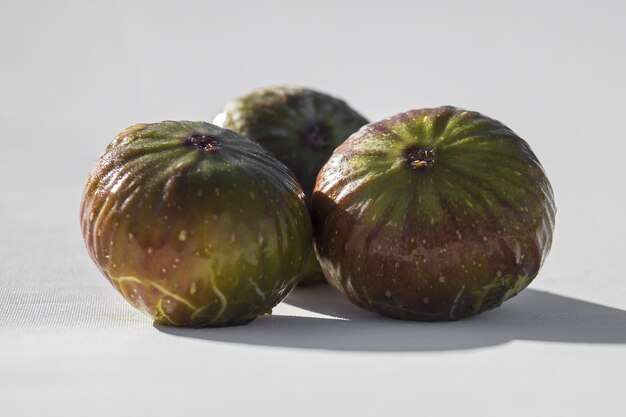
1 1 625 416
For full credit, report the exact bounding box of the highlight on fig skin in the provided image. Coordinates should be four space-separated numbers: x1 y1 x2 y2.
80 121 313 327
312 106 556 321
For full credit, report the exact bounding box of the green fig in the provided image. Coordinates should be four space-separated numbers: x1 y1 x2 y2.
312 107 556 321
80 121 312 327
215 86 368 284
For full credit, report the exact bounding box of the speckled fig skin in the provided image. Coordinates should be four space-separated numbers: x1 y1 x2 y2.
312 107 556 321
80 121 312 327
215 86 368 285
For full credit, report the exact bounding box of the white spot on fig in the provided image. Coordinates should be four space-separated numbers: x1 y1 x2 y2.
213 112 227 126
385 289 391 298
89 212 94 221
189 282 197 294
179 230 187 241
423 297 429 304
147 248 153 254
111 181 122 193
215 188 220 197
439 276 446 283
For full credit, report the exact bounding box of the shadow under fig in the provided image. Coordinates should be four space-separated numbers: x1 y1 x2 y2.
155 285 626 352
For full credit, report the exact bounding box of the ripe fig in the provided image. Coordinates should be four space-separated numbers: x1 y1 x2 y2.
312 107 556 321
80 121 312 327
215 86 368 284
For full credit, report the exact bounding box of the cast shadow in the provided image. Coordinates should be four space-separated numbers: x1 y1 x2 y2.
155 285 626 352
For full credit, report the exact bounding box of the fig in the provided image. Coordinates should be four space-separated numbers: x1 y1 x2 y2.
215 86 368 284
312 106 556 321
80 121 312 327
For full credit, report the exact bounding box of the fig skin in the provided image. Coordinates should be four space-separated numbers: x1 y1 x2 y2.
312 107 556 321
215 86 368 285
80 121 312 327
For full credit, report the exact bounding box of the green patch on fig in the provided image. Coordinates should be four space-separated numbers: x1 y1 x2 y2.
215 86 368 285
312 106 556 321
81 121 312 327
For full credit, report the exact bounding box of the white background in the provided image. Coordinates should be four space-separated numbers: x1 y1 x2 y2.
1 1 625 416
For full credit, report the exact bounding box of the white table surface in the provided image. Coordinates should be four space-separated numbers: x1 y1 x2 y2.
1 1 625 416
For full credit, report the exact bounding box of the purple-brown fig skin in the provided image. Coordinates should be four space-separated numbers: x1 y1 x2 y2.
80 121 313 327
312 107 556 321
